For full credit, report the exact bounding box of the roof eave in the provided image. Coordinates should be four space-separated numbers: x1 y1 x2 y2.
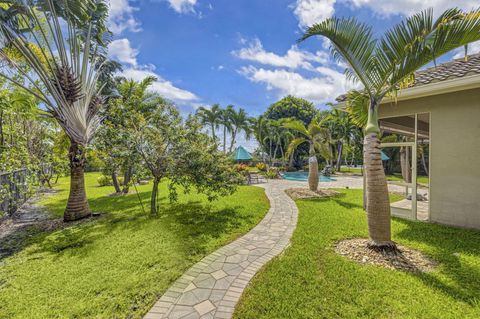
334 73 480 111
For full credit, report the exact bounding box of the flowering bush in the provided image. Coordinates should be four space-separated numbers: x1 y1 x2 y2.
256 162 267 171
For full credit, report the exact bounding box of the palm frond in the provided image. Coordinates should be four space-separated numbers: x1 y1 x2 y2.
282 118 309 137
286 137 306 158
299 17 379 91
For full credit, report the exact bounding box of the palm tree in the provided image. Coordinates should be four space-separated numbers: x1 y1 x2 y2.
220 105 234 153
196 104 222 141
299 8 480 250
284 119 331 191
250 115 268 161
228 107 251 153
0 0 109 221
322 109 356 171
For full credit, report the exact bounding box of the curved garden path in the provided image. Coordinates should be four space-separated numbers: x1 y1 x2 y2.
144 181 298 319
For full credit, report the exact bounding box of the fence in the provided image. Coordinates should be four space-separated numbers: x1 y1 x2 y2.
0 169 31 216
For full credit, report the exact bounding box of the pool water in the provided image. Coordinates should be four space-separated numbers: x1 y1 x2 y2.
281 171 335 182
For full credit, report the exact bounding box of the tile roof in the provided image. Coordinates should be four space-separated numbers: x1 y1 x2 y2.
335 53 480 102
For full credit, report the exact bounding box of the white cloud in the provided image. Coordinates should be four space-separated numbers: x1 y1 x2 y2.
108 0 141 34
293 0 336 28
232 38 329 70
453 41 480 59
120 66 198 101
108 39 139 66
240 66 356 104
168 0 197 13
347 0 478 17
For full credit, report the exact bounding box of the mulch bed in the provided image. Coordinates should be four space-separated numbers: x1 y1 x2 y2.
335 238 437 273
284 188 340 200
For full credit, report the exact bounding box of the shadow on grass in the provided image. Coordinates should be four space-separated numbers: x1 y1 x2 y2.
23 188 252 262
394 218 480 306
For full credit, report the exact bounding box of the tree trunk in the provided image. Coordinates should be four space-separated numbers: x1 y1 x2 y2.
308 144 318 191
223 126 227 153
211 123 216 140
364 102 395 250
150 177 160 215
112 171 121 193
400 146 411 183
64 140 90 221
122 166 132 194
229 129 237 153
0 108 4 149
421 151 429 176
336 141 343 172
364 132 393 248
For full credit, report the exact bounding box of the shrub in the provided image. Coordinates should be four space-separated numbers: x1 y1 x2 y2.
97 175 112 187
265 167 279 179
233 164 249 172
256 162 267 172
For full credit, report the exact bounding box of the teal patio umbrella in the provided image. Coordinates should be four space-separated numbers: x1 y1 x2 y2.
232 146 253 162
381 150 390 161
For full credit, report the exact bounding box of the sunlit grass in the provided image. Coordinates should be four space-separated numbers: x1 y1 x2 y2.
0 172 269 319
234 189 480 319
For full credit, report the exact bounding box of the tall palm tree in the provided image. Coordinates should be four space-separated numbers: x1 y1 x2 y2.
228 107 251 153
196 104 222 141
0 0 109 221
250 115 268 161
220 105 234 153
300 8 480 250
284 119 331 191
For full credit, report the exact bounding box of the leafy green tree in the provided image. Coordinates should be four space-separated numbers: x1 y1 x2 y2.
264 95 318 125
133 98 240 215
300 8 480 250
263 96 318 165
95 76 156 194
284 119 331 191
0 0 111 221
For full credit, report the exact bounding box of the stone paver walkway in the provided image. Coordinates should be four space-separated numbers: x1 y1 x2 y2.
144 181 298 319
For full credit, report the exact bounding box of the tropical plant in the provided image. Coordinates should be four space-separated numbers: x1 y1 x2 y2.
134 98 240 215
219 105 233 153
0 0 111 221
321 109 358 171
196 104 222 141
284 119 331 191
228 107 252 153
300 7 480 250
95 76 156 194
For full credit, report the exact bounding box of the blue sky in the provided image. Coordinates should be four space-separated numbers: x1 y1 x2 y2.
107 0 479 148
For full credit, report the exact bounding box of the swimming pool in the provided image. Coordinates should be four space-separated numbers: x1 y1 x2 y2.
281 171 335 182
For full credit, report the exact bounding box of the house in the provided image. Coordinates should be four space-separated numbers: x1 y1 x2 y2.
336 54 480 229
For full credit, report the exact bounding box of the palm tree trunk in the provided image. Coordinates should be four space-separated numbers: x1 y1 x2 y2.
229 129 237 153
64 140 90 221
308 144 319 191
223 126 227 153
211 123 216 140
150 176 160 215
421 152 429 176
336 141 343 172
364 102 395 250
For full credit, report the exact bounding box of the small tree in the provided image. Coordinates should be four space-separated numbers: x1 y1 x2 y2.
284 119 331 191
134 97 240 215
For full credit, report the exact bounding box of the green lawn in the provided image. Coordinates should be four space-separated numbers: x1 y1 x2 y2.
0 172 269 319
234 190 480 319
338 167 362 174
386 173 429 185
